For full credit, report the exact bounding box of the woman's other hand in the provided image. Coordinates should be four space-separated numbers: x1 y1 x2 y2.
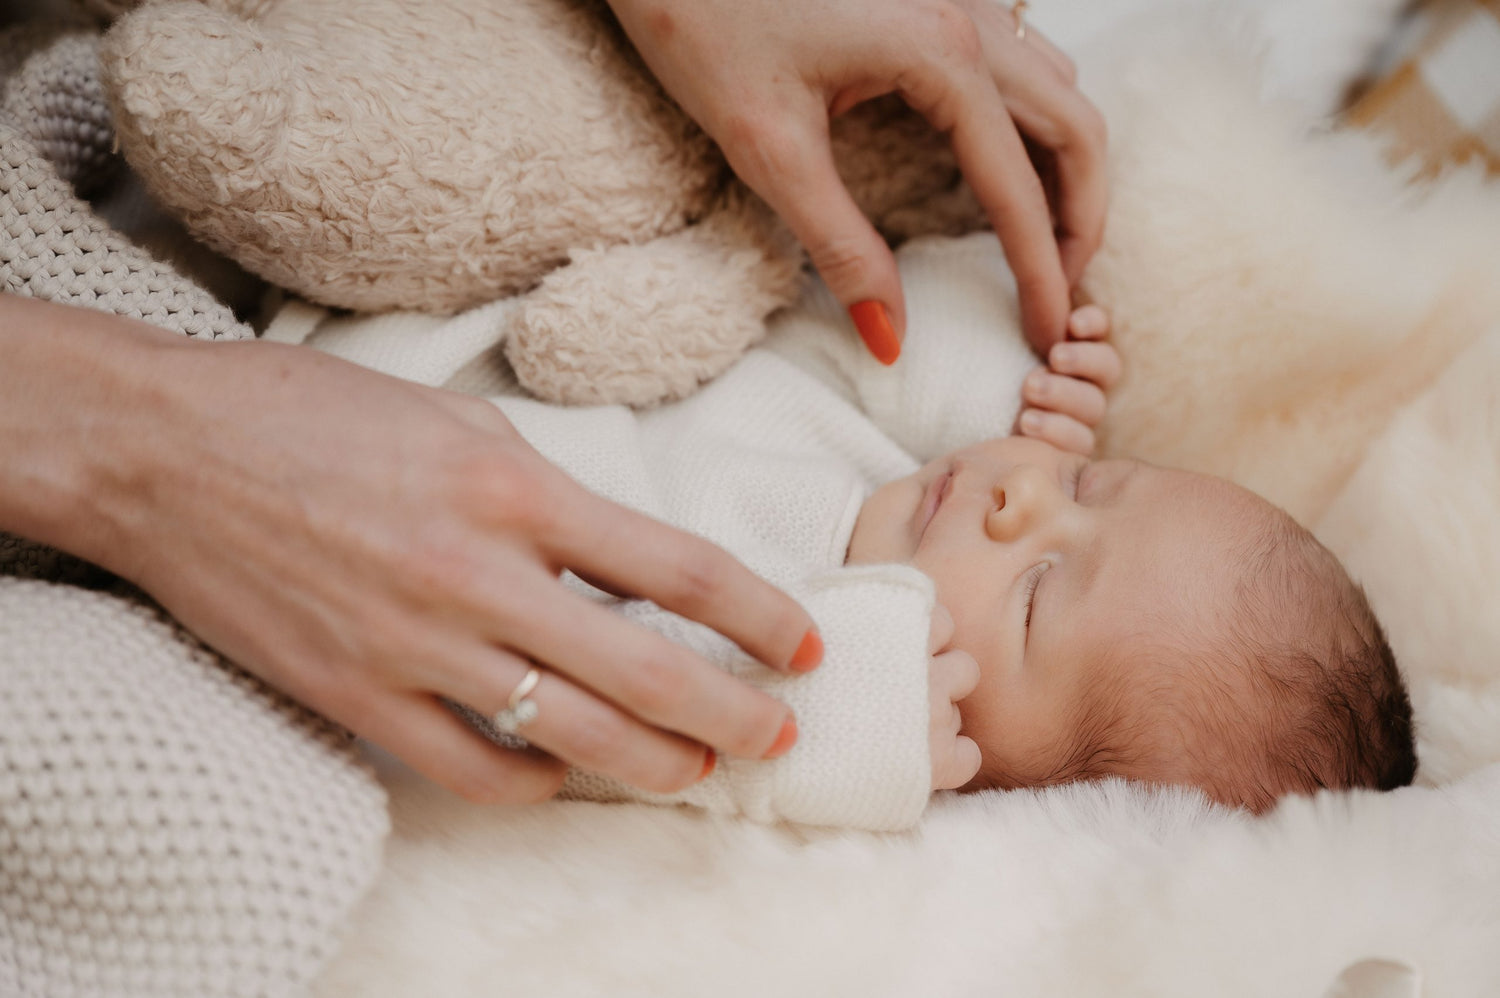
606 0 1107 360
0 296 821 804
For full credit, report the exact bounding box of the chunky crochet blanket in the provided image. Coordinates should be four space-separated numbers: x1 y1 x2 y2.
0 18 388 998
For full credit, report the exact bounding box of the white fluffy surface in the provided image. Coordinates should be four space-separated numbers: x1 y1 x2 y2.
314 4 1500 996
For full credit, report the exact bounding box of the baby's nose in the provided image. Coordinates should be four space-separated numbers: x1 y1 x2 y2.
994 464 1060 510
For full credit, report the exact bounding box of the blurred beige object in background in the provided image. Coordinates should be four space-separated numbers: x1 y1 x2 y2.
1348 0 1500 175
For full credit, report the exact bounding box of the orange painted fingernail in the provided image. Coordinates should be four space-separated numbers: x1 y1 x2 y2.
789 628 823 673
849 301 901 365
764 716 798 759
698 749 717 782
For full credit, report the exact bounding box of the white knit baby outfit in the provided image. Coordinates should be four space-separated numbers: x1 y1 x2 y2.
300 233 1038 833
1 16 388 998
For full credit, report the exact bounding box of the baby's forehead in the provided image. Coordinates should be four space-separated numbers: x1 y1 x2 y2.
1071 473 1285 688
1100 468 1271 600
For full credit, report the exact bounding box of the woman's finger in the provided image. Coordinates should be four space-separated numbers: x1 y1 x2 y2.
1022 368 1107 426
715 96 908 362
973 10 1108 286
977 0 1077 87
1048 339 1121 389
1017 407 1096 455
350 689 569 805
477 560 794 761
437 646 716 795
538 474 821 677
898 53 1071 352
1020 26 1079 87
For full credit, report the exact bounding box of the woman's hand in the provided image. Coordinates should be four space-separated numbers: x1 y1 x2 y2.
0 296 820 804
605 0 1107 358
927 606 982 790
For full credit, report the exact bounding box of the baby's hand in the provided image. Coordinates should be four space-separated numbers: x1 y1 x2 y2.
928 606 982 791
1016 305 1120 455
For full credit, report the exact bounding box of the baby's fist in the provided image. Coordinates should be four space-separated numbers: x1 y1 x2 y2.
928 606 981 791
1017 305 1121 455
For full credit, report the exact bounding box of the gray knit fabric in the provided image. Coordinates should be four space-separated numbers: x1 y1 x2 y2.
0 579 390 997
1 20 116 194
2 19 390 998
0 124 248 338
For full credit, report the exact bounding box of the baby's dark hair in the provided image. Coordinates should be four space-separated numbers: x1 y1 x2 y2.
1189 513 1418 810
1020 507 1416 812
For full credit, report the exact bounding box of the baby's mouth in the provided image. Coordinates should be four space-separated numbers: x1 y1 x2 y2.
917 467 955 542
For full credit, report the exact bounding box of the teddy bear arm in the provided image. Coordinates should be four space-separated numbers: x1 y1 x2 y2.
503 197 806 407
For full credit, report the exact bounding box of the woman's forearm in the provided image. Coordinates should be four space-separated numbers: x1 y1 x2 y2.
0 293 175 572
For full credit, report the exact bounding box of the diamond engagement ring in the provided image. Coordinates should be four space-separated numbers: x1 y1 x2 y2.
492 666 542 734
1012 0 1029 40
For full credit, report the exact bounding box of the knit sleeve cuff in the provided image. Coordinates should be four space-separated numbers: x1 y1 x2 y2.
725 564 936 831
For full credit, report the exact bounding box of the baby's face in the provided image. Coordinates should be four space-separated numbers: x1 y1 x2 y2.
847 436 1270 790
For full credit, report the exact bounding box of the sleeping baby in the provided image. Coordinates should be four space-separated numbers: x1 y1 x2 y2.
484 233 1416 830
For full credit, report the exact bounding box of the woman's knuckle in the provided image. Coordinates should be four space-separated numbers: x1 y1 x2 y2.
726 111 802 185
669 544 730 615
920 4 983 65
406 539 482 603
621 655 688 717
453 451 552 532
566 712 629 771
807 237 874 290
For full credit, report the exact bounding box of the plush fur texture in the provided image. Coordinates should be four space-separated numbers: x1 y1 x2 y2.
98 0 991 406
309 8 1500 996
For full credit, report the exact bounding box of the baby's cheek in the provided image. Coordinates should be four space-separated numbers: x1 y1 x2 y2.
845 480 917 564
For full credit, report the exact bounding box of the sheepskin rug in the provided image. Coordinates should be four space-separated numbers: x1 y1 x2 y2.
313 4 1500 996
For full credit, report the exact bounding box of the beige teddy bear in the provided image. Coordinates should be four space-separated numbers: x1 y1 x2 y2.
99 0 985 406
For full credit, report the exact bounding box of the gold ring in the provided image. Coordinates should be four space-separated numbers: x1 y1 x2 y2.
1013 0 1029 41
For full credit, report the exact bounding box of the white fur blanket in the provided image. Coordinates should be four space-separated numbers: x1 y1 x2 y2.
313 5 1500 996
